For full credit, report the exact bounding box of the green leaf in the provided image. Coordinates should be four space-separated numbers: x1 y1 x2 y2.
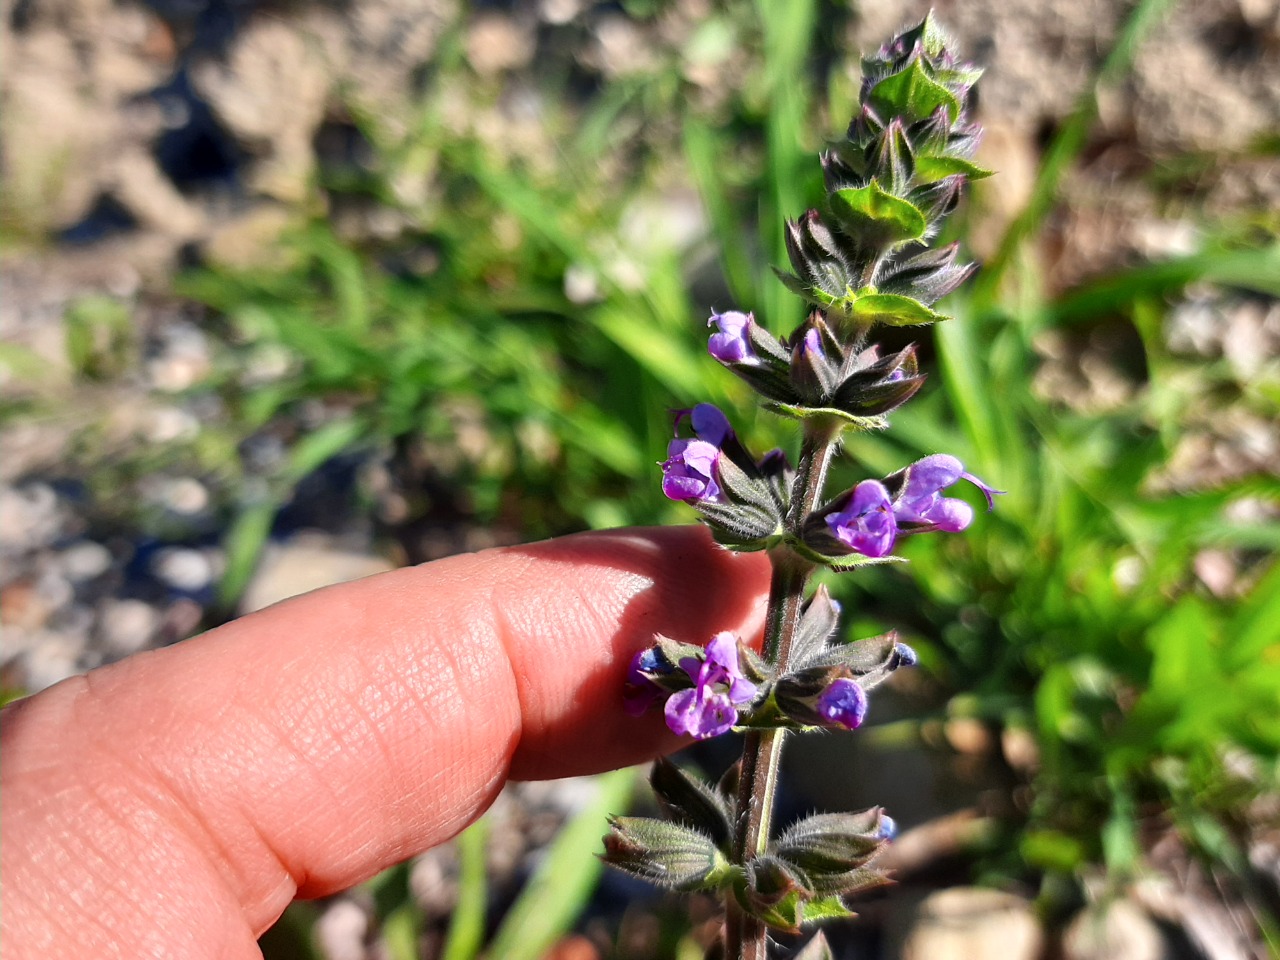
914 154 994 184
439 816 488 960
800 896 859 923
762 399 887 431
1228 559 1280 668
822 552 908 571
1021 829 1086 872
829 182 927 245
868 58 961 122
603 815 727 890
649 759 734 851
489 769 635 960
773 268 842 309
849 293 949 326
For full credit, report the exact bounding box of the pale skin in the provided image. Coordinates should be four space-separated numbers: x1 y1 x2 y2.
2 526 771 960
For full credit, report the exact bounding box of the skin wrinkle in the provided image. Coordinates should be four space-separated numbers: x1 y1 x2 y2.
75 652 303 919
3 686 239 959
111 702 299 944
14 764 244 960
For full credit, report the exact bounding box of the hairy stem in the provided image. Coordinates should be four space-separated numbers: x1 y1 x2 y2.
727 421 837 960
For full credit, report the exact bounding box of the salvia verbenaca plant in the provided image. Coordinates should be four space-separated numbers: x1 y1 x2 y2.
602 14 1001 960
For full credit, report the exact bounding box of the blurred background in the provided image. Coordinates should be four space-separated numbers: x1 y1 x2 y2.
2 0 1278 957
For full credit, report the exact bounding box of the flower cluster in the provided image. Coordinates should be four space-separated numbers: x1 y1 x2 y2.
663 395 1000 563
659 403 792 550
819 454 1002 559
660 405 731 503
608 13 999 942
625 632 761 738
656 632 757 738
625 589 918 741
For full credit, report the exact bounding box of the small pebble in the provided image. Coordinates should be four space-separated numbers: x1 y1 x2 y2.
142 406 200 444
161 477 210 516
314 898 368 960
152 548 215 592
57 541 113 582
19 632 88 691
0 483 63 552
1 580 52 632
98 599 161 656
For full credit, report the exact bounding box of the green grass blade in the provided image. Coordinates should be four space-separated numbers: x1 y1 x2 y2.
440 816 489 960
279 417 367 486
216 417 368 610
757 0 816 333
933 301 1004 473
382 902 422 960
217 500 278 613
487 769 637 960
683 117 758 305
1047 245 1280 325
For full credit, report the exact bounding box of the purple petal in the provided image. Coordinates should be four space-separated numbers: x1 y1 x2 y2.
674 438 719 476
932 497 973 532
664 689 700 736
703 631 758 705
903 454 964 502
850 479 893 514
709 334 749 363
875 814 898 840
894 455 964 524
707 311 753 363
664 689 738 739
816 678 868 729
802 328 823 357
704 631 739 671
962 471 1004 511
661 439 721 503
661 466 715 503
827 480 897 557
708 310 751 335
690 404 731 446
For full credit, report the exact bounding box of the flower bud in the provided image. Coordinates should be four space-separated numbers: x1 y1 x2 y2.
603 817 729 891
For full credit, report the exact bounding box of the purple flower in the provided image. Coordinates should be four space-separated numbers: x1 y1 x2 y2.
623 648 665 717
875 814 897 841
893 454 1002 533
687 403 731 446
708 310 753 363
815 678 868 730
661 404 734 503
661 439 722 503
825 480 897 557
665 631 758 739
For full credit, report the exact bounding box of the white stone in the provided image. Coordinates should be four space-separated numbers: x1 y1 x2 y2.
896 888 1044 960
58 541 113 582
239 534 395 614
98 598 160 656
152 548 215 592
